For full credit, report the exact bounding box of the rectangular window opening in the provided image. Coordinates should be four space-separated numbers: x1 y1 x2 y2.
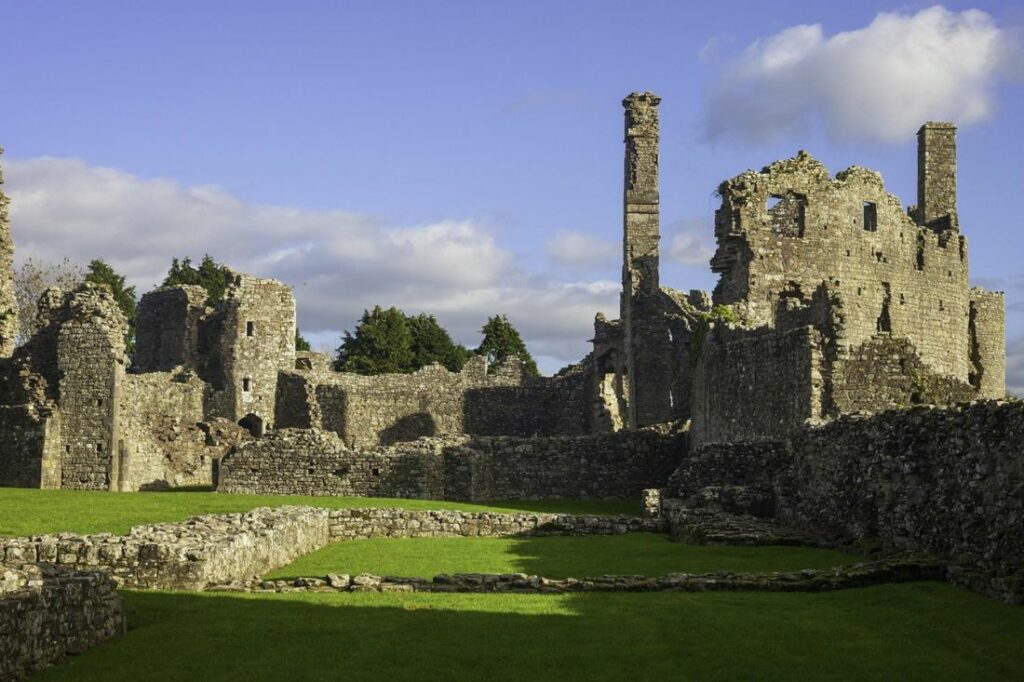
863 201 878 232
243 377 252 392
246 321 255 337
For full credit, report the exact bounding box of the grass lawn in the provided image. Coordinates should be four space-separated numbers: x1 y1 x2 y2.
37 584 1024 681
267 533 860 579
0 487 637 536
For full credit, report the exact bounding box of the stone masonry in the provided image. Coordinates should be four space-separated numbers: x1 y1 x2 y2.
1 564 125 681
217 428 686 501
0 146 17 357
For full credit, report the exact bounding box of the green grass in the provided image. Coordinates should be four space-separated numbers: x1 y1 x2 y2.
38 584 1024 681
267 533 860 579
0 487 637 536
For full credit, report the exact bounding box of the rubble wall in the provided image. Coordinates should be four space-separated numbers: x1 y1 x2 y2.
782 401 1024 602
691 326 820 445
275 357 589 448
217 428 686 501
713 155 972 383
55 286 129 490
0 405 60 488
133 285 208 373
969 289 1006 398
0 147 17 357
116 372 216 491
0 506 331 591
0 565 124 681
668 400 1024 603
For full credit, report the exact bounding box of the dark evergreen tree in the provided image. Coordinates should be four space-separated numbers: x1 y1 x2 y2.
406 313 471 372
162 255 232 305
85 259 136 351
476 314 539 376
295 328 312 352
334 306 414 374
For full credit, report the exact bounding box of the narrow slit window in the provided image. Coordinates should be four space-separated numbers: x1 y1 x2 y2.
863 201 878 231
246 321 255 337
243 377 252 392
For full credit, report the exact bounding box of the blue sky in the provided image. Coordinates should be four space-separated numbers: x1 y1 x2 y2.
2 1 1023 382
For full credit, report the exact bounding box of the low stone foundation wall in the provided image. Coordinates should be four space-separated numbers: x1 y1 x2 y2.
0 564 125 681
239 557 946 595
0 507 657 591
0 506 331 590
217 428 686 501
327 508 661 539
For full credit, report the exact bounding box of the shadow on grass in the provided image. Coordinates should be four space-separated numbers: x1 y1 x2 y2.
36 584 1024 682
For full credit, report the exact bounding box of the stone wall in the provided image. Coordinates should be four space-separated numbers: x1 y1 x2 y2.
116 371 235 490
0 506 331 590
275 355 590 448
829 334 977 413
782 401 1024 602
326 508 661 539
56 285 129 490
691 326 820 445
667 400 1024 604
969 288 1006 398
0 564 124 681
712 152 973 382
0 147 17 357
0 404 60 488
133 285 208 373
217 428 686 501
202 273 296 425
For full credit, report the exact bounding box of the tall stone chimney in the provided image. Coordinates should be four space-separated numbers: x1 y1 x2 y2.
620 92 664 429
916 122 958 229
621 92 661 304
0 146 17 356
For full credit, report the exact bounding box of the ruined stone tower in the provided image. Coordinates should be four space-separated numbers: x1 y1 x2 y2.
0 148 18 357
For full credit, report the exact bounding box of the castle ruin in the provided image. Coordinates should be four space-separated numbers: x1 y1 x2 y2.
0 93 1007 493
0 93 1020 603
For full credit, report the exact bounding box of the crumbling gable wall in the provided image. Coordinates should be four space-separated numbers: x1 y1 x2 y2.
969 288 1006 399
713 152 971 381
275 355 590 448
691 122 1004 445
133 285 207 372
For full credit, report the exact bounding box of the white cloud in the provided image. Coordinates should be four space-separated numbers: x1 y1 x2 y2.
545 230 618 271
665 217 715 267
703 6 1021 143
4 157 619 374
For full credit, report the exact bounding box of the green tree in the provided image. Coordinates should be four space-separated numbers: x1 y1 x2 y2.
476 314 539 377
85 259 136 351
295 328 312 352
162 255 232 305
334 306 414 374
407 313 472 372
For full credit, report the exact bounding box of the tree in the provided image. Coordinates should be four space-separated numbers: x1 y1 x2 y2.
13 257 84 345
85 259 137 351
162 255 232 305
476 314 539 377
407 313 472 372
334 306 414 374
295 328 312 352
